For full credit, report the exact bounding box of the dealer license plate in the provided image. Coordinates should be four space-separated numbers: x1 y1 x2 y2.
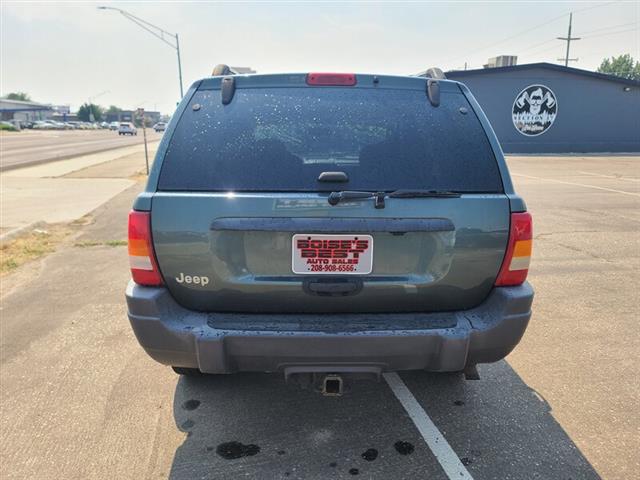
291 234 373 275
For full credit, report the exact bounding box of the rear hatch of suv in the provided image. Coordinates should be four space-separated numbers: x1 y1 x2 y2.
149 74 510 313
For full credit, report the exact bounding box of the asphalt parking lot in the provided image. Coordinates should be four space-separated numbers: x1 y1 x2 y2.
0 155 638 479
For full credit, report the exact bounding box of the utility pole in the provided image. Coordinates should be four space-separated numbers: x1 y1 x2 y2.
557 13 581 67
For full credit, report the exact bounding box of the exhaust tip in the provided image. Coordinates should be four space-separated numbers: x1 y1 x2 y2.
322 374 343 396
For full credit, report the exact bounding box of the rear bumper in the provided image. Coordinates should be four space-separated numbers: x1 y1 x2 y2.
125 281 533 374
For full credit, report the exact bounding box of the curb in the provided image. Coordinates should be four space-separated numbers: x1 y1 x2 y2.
0 221 46 246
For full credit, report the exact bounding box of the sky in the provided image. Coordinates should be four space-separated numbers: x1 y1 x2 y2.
1 1 638 115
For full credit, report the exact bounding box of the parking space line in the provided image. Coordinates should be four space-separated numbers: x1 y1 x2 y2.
383 372 473 480
512 172 640 197
577 171 640 182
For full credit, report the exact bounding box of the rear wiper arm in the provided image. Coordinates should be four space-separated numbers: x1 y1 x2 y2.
328 191 386 208
327 189 461 209
388 189 461 198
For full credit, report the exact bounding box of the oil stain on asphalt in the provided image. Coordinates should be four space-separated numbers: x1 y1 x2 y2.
394 441 415 455
182 399 201 411
216 441 260 460
361 448 378 461
180 419 195 430
211 438 415 478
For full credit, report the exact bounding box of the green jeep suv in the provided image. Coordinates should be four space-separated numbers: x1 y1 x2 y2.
125 68 533 390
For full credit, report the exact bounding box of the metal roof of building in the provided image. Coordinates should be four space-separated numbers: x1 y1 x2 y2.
0 98 53 112
443 62 640 87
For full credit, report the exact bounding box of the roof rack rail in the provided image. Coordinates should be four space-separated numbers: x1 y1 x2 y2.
426 79 440 107
211 64 237 104
414 67 445 107
423 67 446 80
220 76 236 105
211 64 235 76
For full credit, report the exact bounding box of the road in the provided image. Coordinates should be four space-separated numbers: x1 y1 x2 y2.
0 129 163 170
0 155 638 479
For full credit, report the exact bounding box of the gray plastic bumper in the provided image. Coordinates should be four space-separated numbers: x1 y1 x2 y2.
125 281 533 374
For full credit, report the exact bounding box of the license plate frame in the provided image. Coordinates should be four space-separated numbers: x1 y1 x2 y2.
291 234 373 275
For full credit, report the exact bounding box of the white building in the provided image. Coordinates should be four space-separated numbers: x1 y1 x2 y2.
0 98 53 122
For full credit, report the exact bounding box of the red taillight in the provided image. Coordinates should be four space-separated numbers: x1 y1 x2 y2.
306 73 357 86
128 210 163 286
495 212 533 287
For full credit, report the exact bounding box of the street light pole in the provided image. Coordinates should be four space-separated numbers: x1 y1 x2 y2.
176 34 184 98
97 6 184 100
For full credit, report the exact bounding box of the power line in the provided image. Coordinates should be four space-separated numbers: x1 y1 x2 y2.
445 1 622 65
576 21 638 36
518 27 638 62
447 13 567 63
517 22 636 56
519 38 559 54
521 43 567 60
582 27 638 39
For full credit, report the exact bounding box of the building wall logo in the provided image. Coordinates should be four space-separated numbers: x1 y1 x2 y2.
512 84 558 136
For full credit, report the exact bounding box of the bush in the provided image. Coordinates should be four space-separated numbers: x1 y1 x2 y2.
0 123 17 131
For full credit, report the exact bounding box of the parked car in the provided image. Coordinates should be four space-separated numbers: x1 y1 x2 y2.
44 120 65 130
125 68 534 392
32 121 49 130
0 121 18 131
109 122 119 131
153 122 167 132
100 122 110 129
118 122 137 136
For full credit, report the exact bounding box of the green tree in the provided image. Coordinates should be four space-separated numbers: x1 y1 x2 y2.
77 103 103 122
106 105 121 115
597 54 640 81
4 92 32 101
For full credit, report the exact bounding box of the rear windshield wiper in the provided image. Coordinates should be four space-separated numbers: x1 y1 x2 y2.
328 191 386 208
387 189 461 198
328 190 460 208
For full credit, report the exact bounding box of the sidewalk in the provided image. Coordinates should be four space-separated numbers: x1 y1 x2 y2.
1 142 158 232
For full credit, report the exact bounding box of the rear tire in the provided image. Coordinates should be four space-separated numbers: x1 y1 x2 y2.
172 366 202 376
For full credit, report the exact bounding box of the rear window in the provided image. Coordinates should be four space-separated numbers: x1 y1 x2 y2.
158 87 503 192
